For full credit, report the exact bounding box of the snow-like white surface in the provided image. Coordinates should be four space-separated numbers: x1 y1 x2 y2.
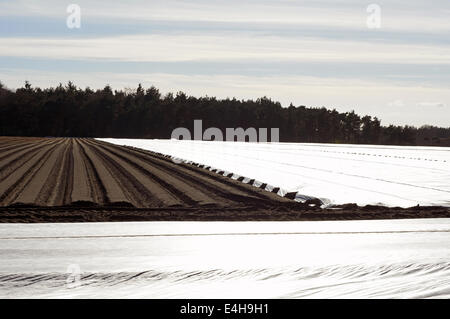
1 220 450 298
99 139 450 208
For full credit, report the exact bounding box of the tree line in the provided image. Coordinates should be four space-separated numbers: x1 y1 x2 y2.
0 81 449 146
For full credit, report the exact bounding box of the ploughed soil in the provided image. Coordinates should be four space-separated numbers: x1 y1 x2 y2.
0 137 449 223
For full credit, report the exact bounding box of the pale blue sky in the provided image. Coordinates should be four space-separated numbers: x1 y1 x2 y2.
1 0 449 127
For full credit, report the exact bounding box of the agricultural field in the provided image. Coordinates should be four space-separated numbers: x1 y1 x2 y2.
0 136 294 205
0 137 449 222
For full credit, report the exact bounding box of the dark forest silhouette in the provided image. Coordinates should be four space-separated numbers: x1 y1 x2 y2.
0 81 449 146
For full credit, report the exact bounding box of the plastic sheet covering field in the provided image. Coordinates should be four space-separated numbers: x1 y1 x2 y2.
100 139 450 208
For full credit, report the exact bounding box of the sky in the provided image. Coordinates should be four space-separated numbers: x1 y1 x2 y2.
0 0 449 127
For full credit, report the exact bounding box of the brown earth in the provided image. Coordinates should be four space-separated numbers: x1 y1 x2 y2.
0 137 449 223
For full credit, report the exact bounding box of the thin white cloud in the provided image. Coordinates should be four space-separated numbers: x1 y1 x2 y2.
417 102 447 107
1 35 449 64
1 0 450 33
388 99 405 107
